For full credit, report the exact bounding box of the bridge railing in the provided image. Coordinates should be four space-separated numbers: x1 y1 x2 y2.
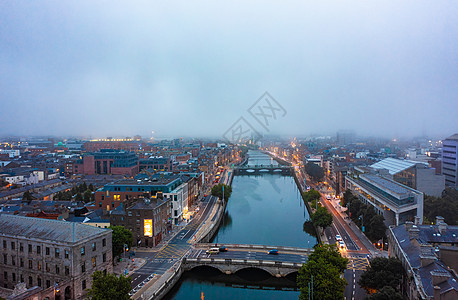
183 257 302 269
194 243 313 255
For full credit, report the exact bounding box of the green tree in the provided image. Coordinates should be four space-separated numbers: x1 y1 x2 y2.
311 206 333 229
83 189 93 203
87 271 131 300
211 184 232 201
110 226 133 258
75 192 83 202
298 244 348 300
365 286 403 300
88 183 95 191
342 189 355 207
359 257 404 293
303 189 321 203
366 215 387 242
305 163 324 182
424 188 458 225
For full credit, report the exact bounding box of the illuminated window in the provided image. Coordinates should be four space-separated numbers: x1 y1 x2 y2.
114 195 120 201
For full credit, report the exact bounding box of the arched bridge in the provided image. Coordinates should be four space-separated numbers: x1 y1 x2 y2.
182 257 302 277
185 243 313 277
233 165 292 175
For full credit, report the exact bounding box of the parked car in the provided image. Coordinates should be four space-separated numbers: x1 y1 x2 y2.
206 247 220 254
336 235 342 241
219 246 228 252
268 249 279 255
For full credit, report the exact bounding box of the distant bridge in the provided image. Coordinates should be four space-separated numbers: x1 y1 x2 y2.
233 165 292 176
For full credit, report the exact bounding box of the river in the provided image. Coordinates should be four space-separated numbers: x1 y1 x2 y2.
166 151 317 299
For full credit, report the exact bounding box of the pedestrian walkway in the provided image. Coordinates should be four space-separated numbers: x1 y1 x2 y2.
113 257 147 277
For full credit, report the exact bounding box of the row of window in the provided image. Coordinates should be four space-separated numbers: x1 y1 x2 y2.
2 253 107 272
2 241 70 258
3 272 89 292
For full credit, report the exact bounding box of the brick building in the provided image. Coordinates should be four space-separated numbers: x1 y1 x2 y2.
72 150 139 177
110 197 171 248
0 214 112 299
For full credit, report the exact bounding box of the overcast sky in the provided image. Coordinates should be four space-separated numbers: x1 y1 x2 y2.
0 1 457 140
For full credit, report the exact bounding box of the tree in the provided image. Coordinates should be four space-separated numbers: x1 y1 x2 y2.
110 226 133 258
365 286 403 300
311 206 333 229
342 189 356 207
211 184 232 201
87 271 131 300
22 191 34 201
305 163 324 182
75 192 83 202
303 189 321 203
83 189 93 203
424 188 458 225
298 244 348 300
88 183 95 191
359 257 404 293
366 215 387 242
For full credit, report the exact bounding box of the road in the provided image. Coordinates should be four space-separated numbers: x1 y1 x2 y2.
129 195 218 290
188 248 309 264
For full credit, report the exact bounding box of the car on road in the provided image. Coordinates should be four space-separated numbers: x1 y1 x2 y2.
268 249 279 255
219 246 228 252
206 247 220 254
338 241 346 249
335 235 342 241
326 194 331 200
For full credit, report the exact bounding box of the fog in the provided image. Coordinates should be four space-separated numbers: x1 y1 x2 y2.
0 1 457 139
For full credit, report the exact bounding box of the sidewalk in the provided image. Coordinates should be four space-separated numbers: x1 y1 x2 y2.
113 257 147 277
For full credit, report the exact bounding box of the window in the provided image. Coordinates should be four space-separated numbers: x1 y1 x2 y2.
20 258 24 267
11 242 15 250
37 277 42 287
81 247 85 256
92 242 96 251
20 274 24 283
81 263 86 273
55 265 60 274
37 261 41 271
29 260 32 269
37 245 41 255
3 272 7 281
82 280 86 290
28 244 32 253
46 280 50 288
28 276 33 286
65 249 69 259
65 266 70 275
55 248 60 258
19 243 23 252
11 255 15 266
12 273 16 282
92 257 97 268
102 239 106 247
102 253 106 263
45 247 50 255
3 254 7 264
3 240 6 249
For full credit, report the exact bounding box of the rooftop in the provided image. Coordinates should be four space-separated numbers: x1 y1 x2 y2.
0 214 109 243
361 174 414 197
445 134 458 141
370 158 427 175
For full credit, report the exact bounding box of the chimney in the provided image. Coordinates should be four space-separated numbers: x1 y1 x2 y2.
435 216 444 225
438 221 447 235
408 226 420 240
433 286 441 300
405 221 414 231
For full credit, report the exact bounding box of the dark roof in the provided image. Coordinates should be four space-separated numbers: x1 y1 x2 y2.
0 214 109 243
445 134 458 141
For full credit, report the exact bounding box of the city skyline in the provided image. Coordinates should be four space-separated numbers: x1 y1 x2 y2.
1 1 457 139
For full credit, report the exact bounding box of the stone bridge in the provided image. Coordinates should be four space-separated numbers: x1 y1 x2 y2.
182 257 302 277
233 165 292 176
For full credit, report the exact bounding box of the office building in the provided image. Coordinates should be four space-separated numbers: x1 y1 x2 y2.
0 214 112 299
442 134 458 188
